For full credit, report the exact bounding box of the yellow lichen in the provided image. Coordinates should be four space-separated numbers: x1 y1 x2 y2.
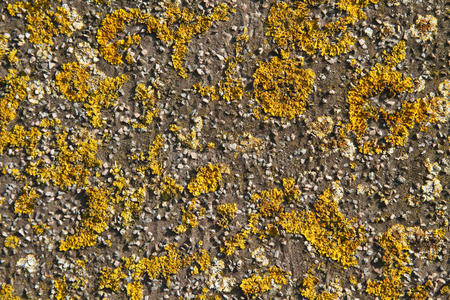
98 267 127 292
8 1 81 45
216 203 237 228
55 61 129 127
4 235 19 248
253 56 315 119
131 83 159 129
160 176 184 201
14 184 39 215
240 266 291 298
0 283 20 300
187 164 226 196
265 0 377 57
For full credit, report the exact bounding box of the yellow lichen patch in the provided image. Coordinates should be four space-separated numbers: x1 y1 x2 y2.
55 61 129 127
174 198 200 234
251 187 285 217
253 56 315 119
250 177 300 217
0 283 20 300
160 176 184 201
98 267 127 292
120 187 146 227
81 187 111 234
0 125 42 158
8 0 82 45
278 188 365 268
32 223 49 235
169 117 203 150
365 224 421 299
4 235 20 248
240 266 291 298
0 69 29 130
193 82 220 101
55 62 90 102
126 280 143 300
220 229 250 256
345 41 438 153
96 8 158 65
59 228 98 251
193 249 211 273
22 127 102 190
216 203 237 228
407 280 433 300
299 273 338 300
131 83 159 129
187 163 227 196
96 3 231 77
14 184 39 215
54 276 68 300
0 34 8 59
265 0 377 57
129 134 164 178
122 243 187 285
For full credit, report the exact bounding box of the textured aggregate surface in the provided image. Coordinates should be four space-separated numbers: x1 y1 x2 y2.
0 0 449 299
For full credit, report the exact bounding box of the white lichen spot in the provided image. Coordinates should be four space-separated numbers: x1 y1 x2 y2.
340 138 356 160
17 254 38 273
251 247 269 267
410 15 438 41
